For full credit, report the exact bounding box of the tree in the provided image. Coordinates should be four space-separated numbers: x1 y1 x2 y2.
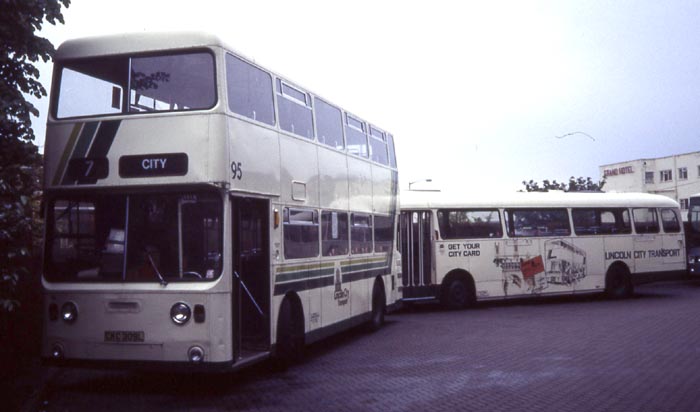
521 176 606 192
0 0 70 371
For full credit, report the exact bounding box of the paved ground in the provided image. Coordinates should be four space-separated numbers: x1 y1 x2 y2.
24 280 700 412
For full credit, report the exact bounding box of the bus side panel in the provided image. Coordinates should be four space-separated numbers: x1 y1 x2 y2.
318 146 349 210
502 238 548 296
321 260 351 329
603 235 635 274
540 239 578 295
662 229 686 271
279 134 320 207
228 118 281 196
370 166 392 215
347 157 372 213
435 239 503 300
571 237 605 292
306 263 322 334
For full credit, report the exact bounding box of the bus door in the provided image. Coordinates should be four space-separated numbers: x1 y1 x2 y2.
400 210 433 298
231 197 270 358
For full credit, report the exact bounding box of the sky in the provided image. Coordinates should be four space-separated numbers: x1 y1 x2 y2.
31 0 700 193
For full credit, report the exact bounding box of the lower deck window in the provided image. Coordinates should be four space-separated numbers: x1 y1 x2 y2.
660 208 681 233
373 215 394 252
322 211 348 256
572 208 631 235
284 208 319 259
505 208 570 237
437 209 502 239
632 208 659 234
351 214 373 254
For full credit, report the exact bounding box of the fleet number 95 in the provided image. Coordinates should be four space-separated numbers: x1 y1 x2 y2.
230 161 243 180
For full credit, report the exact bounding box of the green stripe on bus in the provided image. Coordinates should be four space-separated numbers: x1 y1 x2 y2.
276 266 335 283
341 262 388 274
275 261 335 274
340 256 386 267
52 123 82 186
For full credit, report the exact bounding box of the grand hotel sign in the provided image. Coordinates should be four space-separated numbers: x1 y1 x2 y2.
603 166 633 177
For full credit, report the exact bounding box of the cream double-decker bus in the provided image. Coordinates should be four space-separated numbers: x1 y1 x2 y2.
400 191 685 308
42 32 400 369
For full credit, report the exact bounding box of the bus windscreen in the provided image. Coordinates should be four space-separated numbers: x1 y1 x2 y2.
55 51 216 119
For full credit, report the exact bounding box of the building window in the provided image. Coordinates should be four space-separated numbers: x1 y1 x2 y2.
660 169 673 182
680 199 689 210
644 171 654 184
678 167 688 180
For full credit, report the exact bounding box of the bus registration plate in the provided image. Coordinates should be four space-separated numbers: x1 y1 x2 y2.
104 331 145 343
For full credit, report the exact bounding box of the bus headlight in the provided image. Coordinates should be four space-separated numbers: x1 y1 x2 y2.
170 302 191 325
51 343 64 359
188 346 204 362
60 302 78 324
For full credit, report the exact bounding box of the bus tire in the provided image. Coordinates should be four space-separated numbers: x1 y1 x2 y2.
368 279 386 332
442 277 473 310
274 296 304 368
605 264 633 299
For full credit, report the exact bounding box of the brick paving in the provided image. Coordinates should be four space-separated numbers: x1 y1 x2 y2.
33 280 700 412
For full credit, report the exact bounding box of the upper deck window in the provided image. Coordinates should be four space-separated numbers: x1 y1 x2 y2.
369 125 389 165
315 98 344 150
226 54 275 125
387 134 397 168
276 79 313 139
55 51 216 119
345 114 369 158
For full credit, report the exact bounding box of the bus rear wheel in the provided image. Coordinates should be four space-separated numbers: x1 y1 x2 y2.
606 266 633 299
275 296 304 367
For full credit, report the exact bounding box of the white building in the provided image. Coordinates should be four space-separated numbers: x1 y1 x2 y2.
599 151 700 219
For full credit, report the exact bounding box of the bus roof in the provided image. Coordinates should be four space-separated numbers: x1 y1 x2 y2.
401 190 680 210
55 31 227 60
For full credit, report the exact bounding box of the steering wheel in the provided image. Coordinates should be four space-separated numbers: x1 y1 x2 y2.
183 271 203 279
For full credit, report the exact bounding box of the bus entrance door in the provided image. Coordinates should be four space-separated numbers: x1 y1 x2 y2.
400 210 434 300
232 197 271 361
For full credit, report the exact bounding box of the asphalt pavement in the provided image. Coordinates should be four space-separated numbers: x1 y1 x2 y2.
20 279 700 412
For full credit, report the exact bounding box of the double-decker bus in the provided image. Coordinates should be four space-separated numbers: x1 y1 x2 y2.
687 193 700 275
399 191 685 308
41 32 400 369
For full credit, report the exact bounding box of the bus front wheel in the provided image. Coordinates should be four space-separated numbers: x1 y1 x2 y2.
442 278 470 310
368 280 386 332
275 296 304 367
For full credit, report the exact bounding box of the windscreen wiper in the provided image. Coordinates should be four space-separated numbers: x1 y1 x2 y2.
146 251 168 286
